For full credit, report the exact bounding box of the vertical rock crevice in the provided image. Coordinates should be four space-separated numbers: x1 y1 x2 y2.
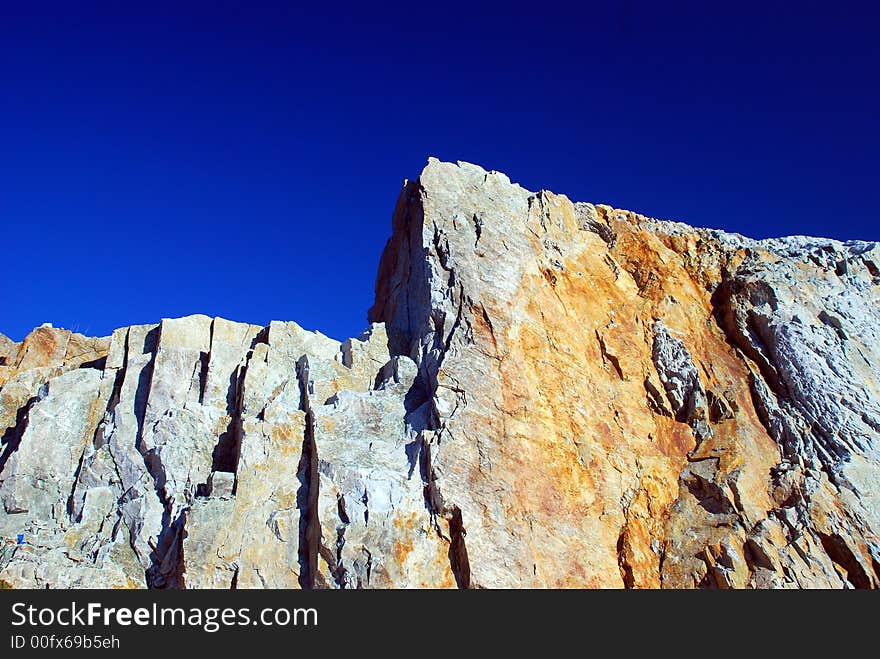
295 355 321 589
447 506 471 589
131 325 188 589
616 531 636 589
210 361 247 478
0 394 41 481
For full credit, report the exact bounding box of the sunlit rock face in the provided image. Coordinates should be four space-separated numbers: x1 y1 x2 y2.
2 159 879 588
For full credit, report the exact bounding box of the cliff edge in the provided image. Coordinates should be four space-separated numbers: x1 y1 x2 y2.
2 159 878 588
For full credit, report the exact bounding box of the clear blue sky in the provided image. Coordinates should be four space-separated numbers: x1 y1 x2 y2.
2 2 878 342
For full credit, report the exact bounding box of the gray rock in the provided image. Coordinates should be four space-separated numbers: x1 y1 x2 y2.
2 159 879 589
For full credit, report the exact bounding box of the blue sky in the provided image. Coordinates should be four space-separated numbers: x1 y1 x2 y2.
2 2 878 342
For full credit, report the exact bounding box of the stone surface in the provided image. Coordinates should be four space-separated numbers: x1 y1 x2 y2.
2 159 879 588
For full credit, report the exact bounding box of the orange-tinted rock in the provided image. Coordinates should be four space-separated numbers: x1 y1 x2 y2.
2 159 879 588
371 159 880 588
0 326 109 388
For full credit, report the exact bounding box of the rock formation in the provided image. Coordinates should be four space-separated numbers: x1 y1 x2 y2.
1 159 878 588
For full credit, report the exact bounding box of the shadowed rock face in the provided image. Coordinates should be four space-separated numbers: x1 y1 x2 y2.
2 159 879 589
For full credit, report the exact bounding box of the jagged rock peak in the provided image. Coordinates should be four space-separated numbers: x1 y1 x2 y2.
2 159 879 589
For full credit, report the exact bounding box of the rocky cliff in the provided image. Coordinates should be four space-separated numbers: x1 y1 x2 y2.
2 159 879 588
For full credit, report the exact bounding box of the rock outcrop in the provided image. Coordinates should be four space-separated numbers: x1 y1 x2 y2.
2 159 878 588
